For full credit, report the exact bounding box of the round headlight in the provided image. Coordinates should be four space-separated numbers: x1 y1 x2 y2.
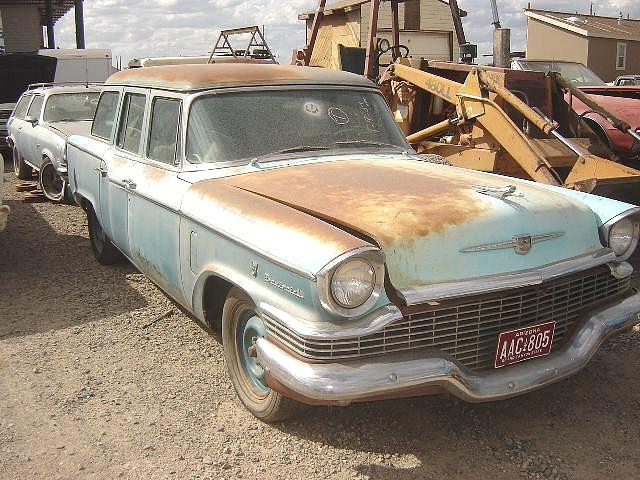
330 258 376 308
609 217 635 256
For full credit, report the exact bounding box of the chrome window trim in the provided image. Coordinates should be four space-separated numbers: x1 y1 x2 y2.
316 246 385 318
398 247 619 305
599 207 640 261
115 88 150 156
91 88 123 143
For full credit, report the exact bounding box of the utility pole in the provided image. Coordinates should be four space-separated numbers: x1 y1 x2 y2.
75 0 86 49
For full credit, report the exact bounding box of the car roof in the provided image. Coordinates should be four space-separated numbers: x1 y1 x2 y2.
24 85 101 96
104 63 376 92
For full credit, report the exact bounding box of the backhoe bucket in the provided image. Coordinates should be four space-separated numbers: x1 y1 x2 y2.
564 154 640 204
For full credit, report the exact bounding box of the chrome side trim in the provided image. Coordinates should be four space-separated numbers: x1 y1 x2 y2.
256 291 640 405
398 248 617 305
258 302 403 340
180 211 316 280
126 187 180 214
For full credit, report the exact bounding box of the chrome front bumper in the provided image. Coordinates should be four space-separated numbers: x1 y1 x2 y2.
256 291 640 405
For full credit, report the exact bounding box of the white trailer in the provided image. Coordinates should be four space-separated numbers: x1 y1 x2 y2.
37 49 115 83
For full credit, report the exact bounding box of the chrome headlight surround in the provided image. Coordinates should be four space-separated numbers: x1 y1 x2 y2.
599 208 640 261
317 246 385 318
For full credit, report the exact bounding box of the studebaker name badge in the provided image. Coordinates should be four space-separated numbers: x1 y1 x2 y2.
460 232 563 255
264 273 304 299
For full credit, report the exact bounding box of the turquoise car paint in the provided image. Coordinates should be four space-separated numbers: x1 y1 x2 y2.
221 156 610 290
65 63 640 412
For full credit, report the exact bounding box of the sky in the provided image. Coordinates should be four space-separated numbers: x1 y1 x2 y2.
53 0 640 67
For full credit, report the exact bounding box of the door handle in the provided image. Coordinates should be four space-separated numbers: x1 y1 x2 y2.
122 179 137 190
93 166 107 177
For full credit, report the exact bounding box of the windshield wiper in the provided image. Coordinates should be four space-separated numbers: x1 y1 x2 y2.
335 140 406 150
251 146 331 165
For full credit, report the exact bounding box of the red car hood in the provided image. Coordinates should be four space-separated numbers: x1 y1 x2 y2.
580 85 640 97
570 92 640 130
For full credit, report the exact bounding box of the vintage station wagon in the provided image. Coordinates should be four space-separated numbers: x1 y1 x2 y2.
7 85 100 201
67 64 640 422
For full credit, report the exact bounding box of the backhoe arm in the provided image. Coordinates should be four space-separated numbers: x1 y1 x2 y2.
390 63 561 186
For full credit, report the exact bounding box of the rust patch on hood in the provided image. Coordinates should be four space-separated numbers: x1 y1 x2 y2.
188 180 367 253
219 158 487 246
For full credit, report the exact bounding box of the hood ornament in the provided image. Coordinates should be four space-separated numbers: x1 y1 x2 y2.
461 232 564 255
475 185 523 199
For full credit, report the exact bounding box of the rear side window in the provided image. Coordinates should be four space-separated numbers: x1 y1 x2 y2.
117 93 146 154
92 91 120 140
147 97 181 164
12 95 32 119
26 95 44 119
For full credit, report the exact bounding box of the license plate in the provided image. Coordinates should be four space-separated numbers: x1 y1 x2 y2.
495 321 556 368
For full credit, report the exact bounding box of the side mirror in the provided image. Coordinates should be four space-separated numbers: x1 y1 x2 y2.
24 115 38 126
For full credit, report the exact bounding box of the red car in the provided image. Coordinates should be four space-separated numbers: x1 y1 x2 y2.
512 59 640 158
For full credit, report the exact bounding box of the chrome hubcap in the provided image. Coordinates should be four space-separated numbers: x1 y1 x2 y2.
238 314 268 394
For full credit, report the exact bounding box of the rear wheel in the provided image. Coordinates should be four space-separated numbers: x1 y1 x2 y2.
39 160 66 202
222 287 306 422
13 146 32 180
86 205 123 265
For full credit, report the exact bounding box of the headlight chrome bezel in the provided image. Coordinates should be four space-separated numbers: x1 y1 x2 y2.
317 246 385 318
600 208 640 261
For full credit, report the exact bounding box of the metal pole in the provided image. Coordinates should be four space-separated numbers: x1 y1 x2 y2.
489 0 501 28
45 0 55 49
448 0 466 45
74 0 85 49
304 0 326 65
390 0 400 61
364 0 381 80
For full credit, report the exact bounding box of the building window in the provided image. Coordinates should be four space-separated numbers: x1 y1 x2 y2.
616 42 627 70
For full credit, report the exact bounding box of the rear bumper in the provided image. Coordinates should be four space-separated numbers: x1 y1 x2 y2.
256 291 640 405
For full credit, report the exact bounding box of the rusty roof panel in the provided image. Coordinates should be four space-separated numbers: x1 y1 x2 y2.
105 64 375 91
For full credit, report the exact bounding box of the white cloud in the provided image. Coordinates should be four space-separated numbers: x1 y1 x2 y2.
52 0 639 67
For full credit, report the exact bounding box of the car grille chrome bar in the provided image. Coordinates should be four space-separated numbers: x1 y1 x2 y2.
264 266 631 370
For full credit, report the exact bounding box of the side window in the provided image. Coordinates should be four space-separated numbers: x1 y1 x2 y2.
616 43 627 70
117 93 146 154
147 97 181 165
12 95 32 119
92 91 120 140
26 95 44 119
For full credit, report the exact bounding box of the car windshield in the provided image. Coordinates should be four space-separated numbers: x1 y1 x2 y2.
519 61 606 86
43 92 100 122
186 89 410 164
617 78 640 86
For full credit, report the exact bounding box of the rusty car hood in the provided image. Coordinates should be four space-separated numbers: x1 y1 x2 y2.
215 157 605 291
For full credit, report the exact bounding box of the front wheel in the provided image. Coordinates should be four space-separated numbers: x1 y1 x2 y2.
13 146 32 180
86 205 123 265
39 160 66 202
222 287 306 422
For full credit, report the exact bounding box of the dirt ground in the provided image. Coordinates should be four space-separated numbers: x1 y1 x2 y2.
1 167 639 480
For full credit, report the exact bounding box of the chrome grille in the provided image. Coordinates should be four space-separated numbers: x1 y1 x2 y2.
265 266 630 370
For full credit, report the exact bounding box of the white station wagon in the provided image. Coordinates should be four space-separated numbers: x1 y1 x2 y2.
7 85 99 201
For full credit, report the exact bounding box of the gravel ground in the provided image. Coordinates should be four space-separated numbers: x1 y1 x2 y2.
1 167 639 480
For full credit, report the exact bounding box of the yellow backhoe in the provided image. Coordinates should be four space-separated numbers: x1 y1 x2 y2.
300 0 640 202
